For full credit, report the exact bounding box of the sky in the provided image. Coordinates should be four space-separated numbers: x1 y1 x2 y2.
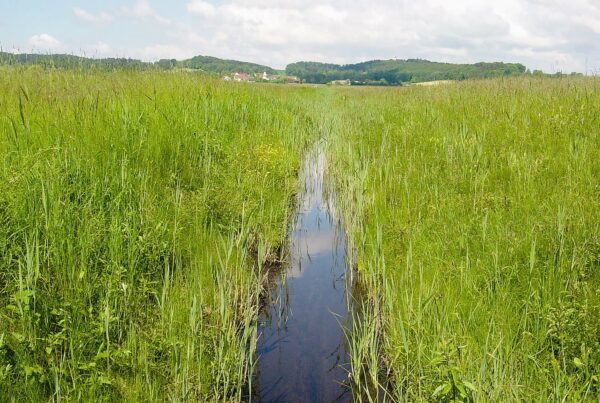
1 0 599 73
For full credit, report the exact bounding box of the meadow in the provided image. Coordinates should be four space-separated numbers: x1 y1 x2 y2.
328 78 600 401
0 67 317 400
0 67 598 401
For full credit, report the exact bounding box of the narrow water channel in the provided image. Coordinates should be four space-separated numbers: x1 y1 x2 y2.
254 148 352 402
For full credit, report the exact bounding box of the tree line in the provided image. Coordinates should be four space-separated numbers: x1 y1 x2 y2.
0 52 275 75
286 59 528 85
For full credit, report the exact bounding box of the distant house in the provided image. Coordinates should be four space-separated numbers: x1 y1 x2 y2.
254 71 271 81
233 72 249 82
329 79 351 86
226 71 299 84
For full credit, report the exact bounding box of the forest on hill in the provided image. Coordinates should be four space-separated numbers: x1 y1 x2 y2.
286 59 528 84
0 52 274 74
1 52 541 84
156 55 276 74
0 52 148 70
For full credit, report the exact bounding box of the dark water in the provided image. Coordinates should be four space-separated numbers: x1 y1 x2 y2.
254 149 352 402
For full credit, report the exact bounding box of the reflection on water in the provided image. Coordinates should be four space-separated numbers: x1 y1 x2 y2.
254 148 352 402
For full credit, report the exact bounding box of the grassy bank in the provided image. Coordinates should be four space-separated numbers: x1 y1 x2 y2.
1 67 598 401
0 67 316 400
328 78 600 401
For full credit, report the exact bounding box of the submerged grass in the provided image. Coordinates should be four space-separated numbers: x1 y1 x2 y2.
327 78 600 401
0 67 317 400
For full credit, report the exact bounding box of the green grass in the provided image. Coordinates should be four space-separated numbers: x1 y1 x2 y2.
1 67 598 401
0 67 316 400
327 78 600 401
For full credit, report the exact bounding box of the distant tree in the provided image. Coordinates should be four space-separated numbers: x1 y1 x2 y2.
286 59 527 85
155 59 177 69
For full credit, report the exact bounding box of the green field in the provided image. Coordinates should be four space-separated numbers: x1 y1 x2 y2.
1 68 598 401
328 79 600 401
0 67 316 400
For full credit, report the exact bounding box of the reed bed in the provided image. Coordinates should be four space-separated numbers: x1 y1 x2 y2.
0 67 316 400
328 77 600 401
1 67 598 401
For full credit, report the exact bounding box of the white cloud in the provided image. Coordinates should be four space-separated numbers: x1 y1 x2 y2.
18 0 599 73
73 7 113 25
125 0 171 25
187 0 217 17
174 0 600 72
28 34 63 51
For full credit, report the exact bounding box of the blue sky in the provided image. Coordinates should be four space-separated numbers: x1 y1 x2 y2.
2 0 599 73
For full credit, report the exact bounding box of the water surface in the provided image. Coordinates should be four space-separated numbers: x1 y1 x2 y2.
254 148 352 402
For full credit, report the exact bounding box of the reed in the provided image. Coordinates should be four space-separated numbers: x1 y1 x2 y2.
1 67 598 401
328 77 600 401
0 67 316 400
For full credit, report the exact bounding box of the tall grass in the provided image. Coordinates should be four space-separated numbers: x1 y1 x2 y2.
328 78 600 401
1 67 598 401
0 67 316 400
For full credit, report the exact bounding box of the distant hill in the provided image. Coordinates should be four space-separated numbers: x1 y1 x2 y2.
286 59 527 85
173 55 276 74
0 52 150 69
0 52 274 74
1 52 531 84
